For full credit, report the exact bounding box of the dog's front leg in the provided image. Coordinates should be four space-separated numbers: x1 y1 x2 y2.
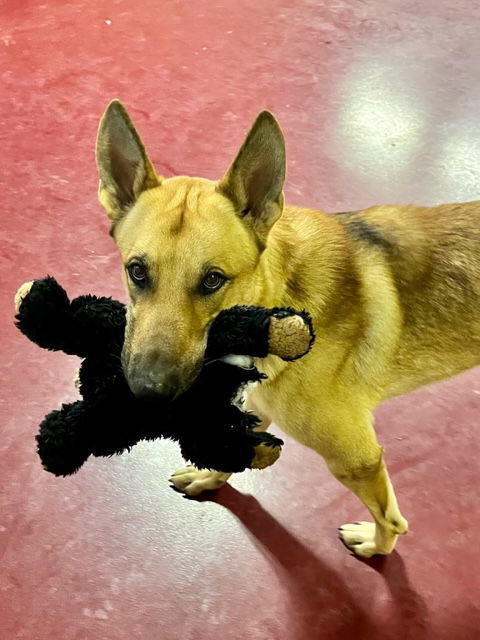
169 413 272 496
169 466 232 497
336 456 408 557
310 404 409 557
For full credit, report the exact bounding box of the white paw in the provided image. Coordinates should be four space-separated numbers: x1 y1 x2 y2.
14 281 35 313
169 466 231 497
338 521 384 558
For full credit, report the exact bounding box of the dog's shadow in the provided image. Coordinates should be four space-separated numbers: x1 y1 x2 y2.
197 485 429 639
356 552 430 639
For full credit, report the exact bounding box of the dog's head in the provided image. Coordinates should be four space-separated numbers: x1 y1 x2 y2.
96 101 286 399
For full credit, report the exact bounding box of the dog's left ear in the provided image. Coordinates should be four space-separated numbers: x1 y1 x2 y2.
96 100 160 227
218 111 286 245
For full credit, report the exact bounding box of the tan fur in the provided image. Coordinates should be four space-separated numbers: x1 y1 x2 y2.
95 100 480 557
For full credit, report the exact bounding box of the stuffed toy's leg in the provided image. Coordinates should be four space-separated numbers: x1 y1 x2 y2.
37 395 153 476
171 361 283 473
170 413 274 495
170 368 281 492
177 404 282 473
37 401 96 476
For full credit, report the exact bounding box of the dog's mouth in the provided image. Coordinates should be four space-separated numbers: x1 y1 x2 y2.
121 348 205 402
216 354 255 370
171 360 204 399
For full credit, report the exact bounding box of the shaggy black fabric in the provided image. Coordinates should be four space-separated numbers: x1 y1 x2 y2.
206 305 315 361
15 276 126 357
16 277 314 476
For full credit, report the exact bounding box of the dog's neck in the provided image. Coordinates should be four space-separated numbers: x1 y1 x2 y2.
261 205 356 322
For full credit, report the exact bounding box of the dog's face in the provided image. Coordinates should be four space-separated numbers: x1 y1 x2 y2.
96 101 286 399
110 178 265 399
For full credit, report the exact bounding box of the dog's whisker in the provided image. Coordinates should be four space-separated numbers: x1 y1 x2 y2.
203 357 220 366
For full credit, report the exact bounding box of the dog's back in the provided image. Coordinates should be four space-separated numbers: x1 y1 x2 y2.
333 201 480 396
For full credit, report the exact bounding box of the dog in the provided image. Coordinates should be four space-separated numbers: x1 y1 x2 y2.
95 100 480 557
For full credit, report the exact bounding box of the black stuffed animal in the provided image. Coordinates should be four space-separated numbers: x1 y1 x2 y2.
14 277 315 476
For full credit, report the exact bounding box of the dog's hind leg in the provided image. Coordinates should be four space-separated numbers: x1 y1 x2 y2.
308 404 408 557
169 413 272 496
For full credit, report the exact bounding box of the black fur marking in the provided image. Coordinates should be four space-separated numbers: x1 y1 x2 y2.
446 266 471 289
347 219 391 250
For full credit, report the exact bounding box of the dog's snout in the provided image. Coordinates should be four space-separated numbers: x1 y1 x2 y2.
130 375 176 400
126 352 179 400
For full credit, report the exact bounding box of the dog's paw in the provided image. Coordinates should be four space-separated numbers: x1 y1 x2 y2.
14 281 35 313
338 520 408 557
169 466 231 496
250 442 282 469
338 521 380 557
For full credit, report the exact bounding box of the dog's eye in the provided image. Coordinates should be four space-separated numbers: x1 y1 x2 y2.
128 263 147 285
201 271 226 293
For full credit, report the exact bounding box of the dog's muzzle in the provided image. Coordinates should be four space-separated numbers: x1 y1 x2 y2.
126 354 179 400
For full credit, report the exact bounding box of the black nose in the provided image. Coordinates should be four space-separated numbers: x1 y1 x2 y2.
127 364 178 400
129 377 175 400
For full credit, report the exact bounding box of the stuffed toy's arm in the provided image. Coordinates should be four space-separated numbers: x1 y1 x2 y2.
15 277 126 357
205 306 315 362
15 277 74 352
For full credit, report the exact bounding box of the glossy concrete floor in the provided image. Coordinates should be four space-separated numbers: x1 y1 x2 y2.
1 1 480 638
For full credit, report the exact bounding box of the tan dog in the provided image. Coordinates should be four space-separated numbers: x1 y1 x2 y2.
93 100 480 557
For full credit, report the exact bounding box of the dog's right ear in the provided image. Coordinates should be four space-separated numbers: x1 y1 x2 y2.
96 100 160 226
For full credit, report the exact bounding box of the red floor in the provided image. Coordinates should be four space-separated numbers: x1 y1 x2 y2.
1 1 480 638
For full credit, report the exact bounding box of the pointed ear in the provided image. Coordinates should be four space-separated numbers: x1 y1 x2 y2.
96 100 160 225
217 111 286 245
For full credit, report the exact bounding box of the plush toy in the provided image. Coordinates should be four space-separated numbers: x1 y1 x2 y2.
15 277 314 477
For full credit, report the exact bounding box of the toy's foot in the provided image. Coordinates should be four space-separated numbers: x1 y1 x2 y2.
269 313 313 360
14 281 34 313
250 443 282 469
169 466 231 496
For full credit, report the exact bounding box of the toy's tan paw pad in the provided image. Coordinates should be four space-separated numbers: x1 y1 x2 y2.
14 281 35 313
268 315 312 360
250 443 281 469
169 466 231 496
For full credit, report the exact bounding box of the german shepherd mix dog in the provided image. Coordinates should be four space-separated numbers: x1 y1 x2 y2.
95 100 480 557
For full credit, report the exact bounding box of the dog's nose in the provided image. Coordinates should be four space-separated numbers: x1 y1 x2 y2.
127 358 178 400
130 376 176 400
